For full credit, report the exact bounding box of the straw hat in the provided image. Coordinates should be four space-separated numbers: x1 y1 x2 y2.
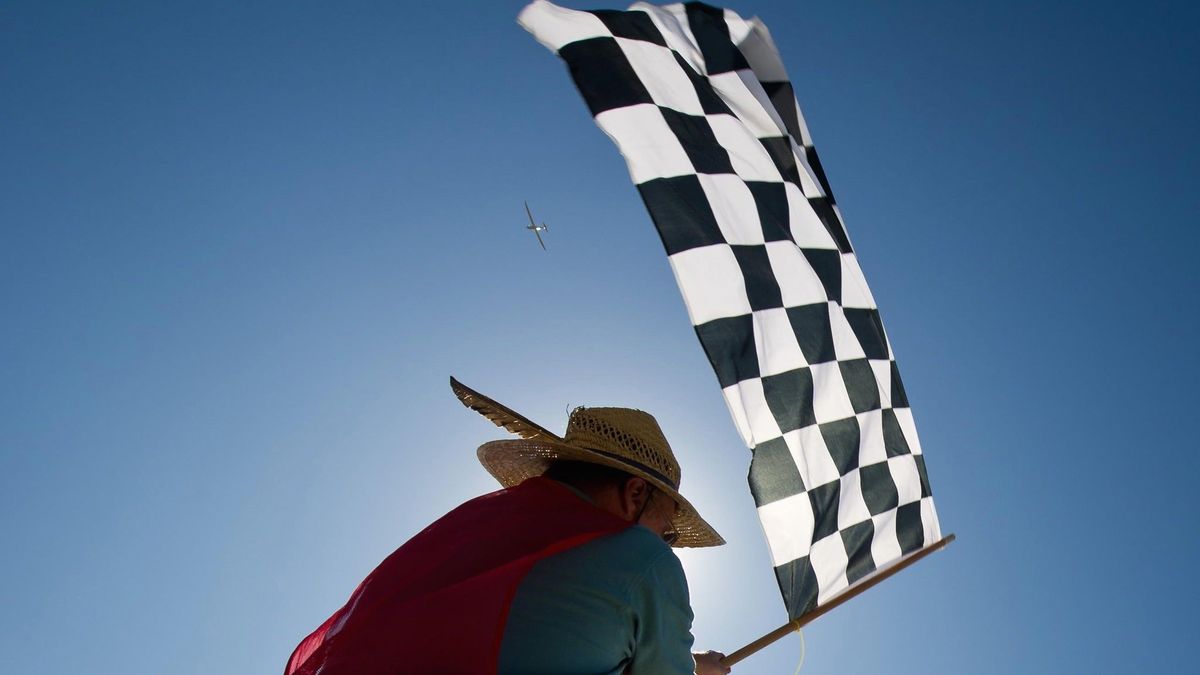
451 377 724 548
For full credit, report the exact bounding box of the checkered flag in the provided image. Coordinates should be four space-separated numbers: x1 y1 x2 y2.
520 0 942 619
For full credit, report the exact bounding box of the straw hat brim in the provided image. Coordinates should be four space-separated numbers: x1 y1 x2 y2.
478 438 726 548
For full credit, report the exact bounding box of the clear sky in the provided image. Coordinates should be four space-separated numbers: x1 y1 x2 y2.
3 1 1198 673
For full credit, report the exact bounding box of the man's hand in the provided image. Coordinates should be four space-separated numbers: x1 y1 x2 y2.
693 651 731 675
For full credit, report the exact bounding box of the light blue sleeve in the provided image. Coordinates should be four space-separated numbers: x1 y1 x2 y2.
627 546 696 675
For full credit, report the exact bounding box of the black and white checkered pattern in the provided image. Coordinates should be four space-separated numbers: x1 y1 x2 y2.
521 0 941 619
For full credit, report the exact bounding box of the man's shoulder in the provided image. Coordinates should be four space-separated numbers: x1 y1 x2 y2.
583 522 672 554
553 524 683 587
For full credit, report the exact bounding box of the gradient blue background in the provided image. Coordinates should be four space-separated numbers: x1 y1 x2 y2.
3 1 1197 673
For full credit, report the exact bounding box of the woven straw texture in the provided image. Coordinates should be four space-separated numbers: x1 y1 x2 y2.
454 379 723 548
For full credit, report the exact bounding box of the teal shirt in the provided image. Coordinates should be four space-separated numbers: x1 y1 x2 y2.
497 486 696 675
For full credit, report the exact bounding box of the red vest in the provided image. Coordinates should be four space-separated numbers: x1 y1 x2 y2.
285 477 632 675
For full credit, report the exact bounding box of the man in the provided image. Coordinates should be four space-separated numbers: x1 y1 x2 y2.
284 378 730 675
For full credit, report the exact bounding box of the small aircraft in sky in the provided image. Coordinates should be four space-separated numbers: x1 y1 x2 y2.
524 201 549 250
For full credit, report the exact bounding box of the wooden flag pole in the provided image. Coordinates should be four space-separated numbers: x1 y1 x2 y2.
721 534 956 667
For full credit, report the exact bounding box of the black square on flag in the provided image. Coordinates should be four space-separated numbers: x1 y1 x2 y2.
684 2 751 74
694 314 758 388
819 417 859 477
839 358 881 414
593 10 668 46
660 108 735 175
559 38 654 116
761 367 816 433
775 556 818 619
759 136 803 186
915 454 932 498
807 480 841 542
732 245 784 311
841 519 876 584
882 409 912 457
890 360 909 408
638 176 725 255
672 52 734 116
844 308 889 361
749 436 806 504
808 196 853 254
747 182 792 243
859 462 900 515
786 303 835 364
800 248 841 306
895 501 926 554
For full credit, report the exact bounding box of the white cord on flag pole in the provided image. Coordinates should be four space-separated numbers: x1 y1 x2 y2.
791 621 806 675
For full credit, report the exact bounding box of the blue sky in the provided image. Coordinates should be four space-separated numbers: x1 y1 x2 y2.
2 1 1197 673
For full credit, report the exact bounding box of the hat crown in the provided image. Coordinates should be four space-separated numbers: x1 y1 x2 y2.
562 407 681 488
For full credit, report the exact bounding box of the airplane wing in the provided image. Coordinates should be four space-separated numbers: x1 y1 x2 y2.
534 228 546 250
525 201 536 227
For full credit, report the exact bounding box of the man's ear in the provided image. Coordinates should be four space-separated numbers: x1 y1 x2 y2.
619 477 650 519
